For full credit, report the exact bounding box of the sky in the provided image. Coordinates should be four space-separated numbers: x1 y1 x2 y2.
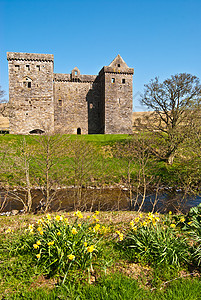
0 0 201 111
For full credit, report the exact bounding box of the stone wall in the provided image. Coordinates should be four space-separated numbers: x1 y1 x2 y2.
7 52 54 134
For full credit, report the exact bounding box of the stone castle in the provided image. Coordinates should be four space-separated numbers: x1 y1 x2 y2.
6 52 134 134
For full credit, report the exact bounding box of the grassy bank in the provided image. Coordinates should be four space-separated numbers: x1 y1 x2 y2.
1 209 200 299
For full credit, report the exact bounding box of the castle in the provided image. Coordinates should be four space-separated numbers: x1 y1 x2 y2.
6 52 134 134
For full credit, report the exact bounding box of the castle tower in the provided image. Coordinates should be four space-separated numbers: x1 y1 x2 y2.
7 52 54 134
101 55 134 134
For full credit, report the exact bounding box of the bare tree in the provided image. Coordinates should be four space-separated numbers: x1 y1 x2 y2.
138 73 201 164
31 133 68 212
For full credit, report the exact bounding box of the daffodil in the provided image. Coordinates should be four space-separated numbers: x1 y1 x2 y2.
47 241 54 246
180 217 185 223
36 253 41 259
67 254 75 260
87 245 95 253
84 242 87 247
55 215 63 221
74 211 83 219
170 223 176 228
57 231 61 236
94 224 100 232
72 227 78 235
33 244 39 249
5 228 12 234
95 211 100 215
36 240 41 245
46 214 51 220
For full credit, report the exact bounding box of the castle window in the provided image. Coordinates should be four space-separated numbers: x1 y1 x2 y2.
122 79 126 84
26 65 30 71
118 64 120 67
75 71 77 75
26 112 28 116
118 98 121 105
77 128 81 135
111 78 115 83
58 100 62 107
36 65 40 71
90 103 93 109
28 82 31 88
15 65 20 71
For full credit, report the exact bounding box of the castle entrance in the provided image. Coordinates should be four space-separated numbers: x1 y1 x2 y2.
77 128 81 135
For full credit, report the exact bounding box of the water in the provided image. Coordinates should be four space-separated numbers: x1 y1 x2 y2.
0 187 200 214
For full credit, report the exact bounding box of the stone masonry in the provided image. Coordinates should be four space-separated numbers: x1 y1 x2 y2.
7 52 134 134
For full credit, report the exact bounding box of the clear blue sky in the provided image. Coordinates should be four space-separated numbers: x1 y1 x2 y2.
0 0 201 111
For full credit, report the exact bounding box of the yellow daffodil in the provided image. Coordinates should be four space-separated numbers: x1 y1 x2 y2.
180 217 185 223
55 215 63 221
188 221 193 225
33 244 39 249
170 223 176 228
78 223 82 228
169 211 172 215
5 228 12 234
84 242 87 247
47 241 54 246
119 233 123 241
57 231 61 236
94 224 100 232
46 214 51 220
87 245 95 253
37 226 42 232
67 254 75 260
87 215 90 219
95 211 100 215
130 220 134 227
72 227 78 235
28 224 34 230
36 240 41 246
36 253 41 259
74 211 83 219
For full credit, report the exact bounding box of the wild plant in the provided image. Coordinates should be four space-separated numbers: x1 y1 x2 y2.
116 212 190 267
8 211 107 283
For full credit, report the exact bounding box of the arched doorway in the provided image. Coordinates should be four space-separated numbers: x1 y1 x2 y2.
77 128 81 135
29 129 44 134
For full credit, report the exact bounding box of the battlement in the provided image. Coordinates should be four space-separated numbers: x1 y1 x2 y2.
54 73 97 83
99 66 134 75
7 52 54 62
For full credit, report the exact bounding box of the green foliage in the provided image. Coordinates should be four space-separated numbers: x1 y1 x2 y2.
175 204 201 267
117 213 190 267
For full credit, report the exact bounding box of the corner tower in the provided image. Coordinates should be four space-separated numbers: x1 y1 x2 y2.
7 52 54 134
101 55 134 134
